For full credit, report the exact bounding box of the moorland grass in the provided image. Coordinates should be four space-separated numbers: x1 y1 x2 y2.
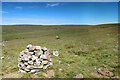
1 24 118 78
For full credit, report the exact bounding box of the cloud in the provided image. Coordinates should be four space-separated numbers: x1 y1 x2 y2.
0 11 8 13
16 7 23 9
46 3 59 7
2 17 69 25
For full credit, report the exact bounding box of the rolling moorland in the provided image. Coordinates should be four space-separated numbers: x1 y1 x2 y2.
0 24 119 78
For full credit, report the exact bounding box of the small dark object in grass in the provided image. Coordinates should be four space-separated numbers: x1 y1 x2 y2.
65 44 74 49
70 50 87 56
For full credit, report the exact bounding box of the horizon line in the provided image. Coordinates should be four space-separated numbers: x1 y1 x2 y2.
1 23 119 26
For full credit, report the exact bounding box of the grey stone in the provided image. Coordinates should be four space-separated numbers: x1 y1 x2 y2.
53 51 59 56
30 70 36 73
40 55 47 59
28 61 33 65
43 65 49 70
29 47 36 51
26 44 32 48
42 47 47 51
35 46 41 50
19 69 26 73
42 60 48 64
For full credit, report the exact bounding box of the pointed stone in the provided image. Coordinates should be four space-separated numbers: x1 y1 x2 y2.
47 55 51 61
26 44 32 48
42 47 47 51
28 61 33 65
32 55 38 60
38 64 44 68
35 46 41 50
24 68 30 72
29 47 36 51
30 69 36 74
42 60 48 64
43 65 49 70
28 52 34 55
27 65 32 69
40 55 47 59
24 57 29 61
36 59 42 64
23 49 29 54
19 69 26 73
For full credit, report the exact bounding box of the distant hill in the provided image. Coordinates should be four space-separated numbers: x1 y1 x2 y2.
91 23 119 28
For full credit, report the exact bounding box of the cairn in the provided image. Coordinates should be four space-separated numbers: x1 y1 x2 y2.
18 44 52 73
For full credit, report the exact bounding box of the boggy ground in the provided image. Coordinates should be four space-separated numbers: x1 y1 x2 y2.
1 24 119 78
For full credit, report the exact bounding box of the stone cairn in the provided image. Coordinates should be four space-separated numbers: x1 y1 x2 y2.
18 44 52 73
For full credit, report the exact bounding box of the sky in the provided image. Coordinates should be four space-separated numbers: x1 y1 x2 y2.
2 0 120 2
1 2 118 25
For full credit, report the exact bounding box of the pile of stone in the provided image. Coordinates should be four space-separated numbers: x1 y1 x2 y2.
18 44 52 73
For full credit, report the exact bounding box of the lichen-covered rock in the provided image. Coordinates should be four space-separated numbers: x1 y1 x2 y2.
18 44 52 73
